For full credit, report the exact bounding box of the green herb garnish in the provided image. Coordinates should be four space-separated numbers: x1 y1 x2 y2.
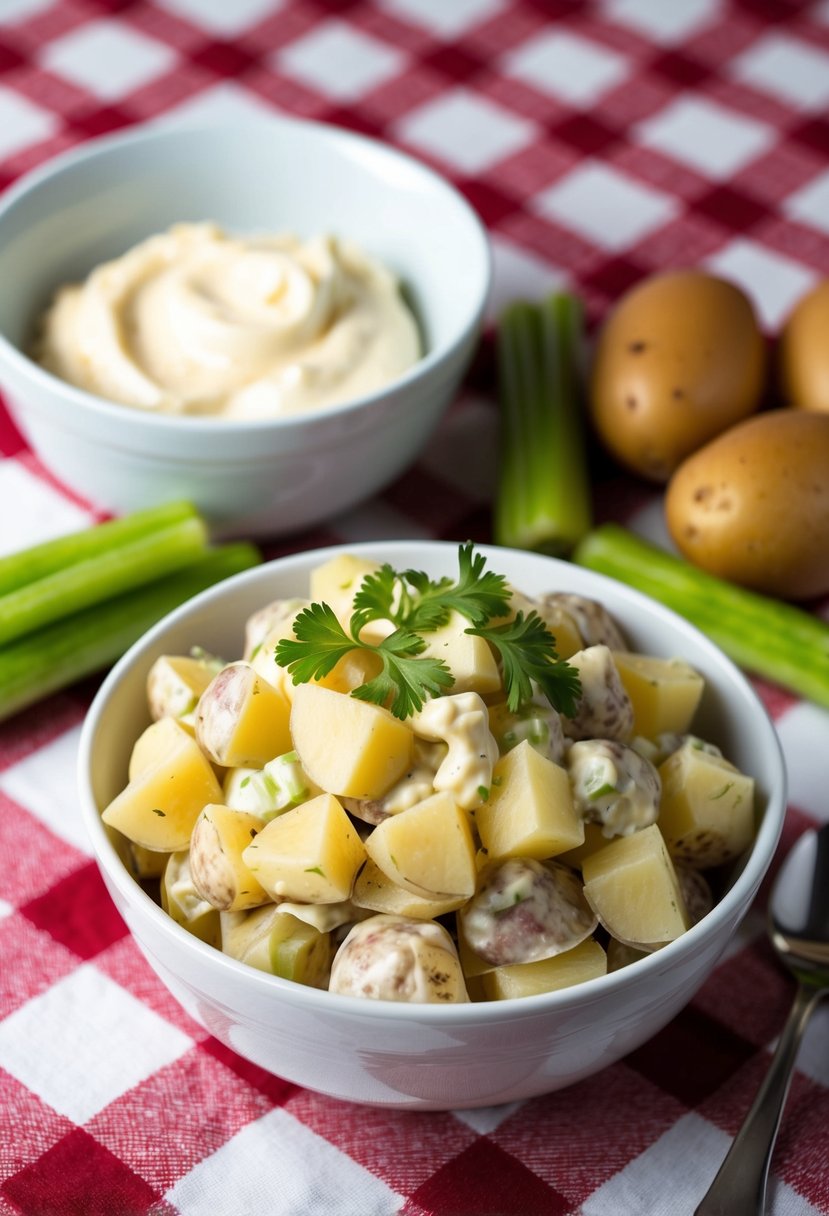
275 543 581 719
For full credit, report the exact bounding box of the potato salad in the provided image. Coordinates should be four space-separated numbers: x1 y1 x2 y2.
101 546 756 1004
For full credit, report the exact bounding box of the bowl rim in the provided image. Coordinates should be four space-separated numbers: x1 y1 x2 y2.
77 539 787 1023
0 117 492 435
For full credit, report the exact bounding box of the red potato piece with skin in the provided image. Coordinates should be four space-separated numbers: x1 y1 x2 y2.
459 857 597 967
665 410 829 600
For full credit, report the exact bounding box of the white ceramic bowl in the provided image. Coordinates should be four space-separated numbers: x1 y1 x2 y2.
0 122 490 537
78 542 786 1110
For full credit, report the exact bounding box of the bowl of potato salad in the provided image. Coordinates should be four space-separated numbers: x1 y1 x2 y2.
78 541 786 1109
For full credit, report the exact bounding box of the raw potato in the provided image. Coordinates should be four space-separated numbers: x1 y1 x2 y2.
102 721 223 850
290 683 413 799
778 279 829 414
481 938 607 1000
613 652 704 739
658 744 755 869
582 824 688 946
665 410 829 599
475 740 584 861
589 270 765 482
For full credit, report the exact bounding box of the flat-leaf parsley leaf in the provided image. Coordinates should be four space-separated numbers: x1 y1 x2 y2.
274 544 580 719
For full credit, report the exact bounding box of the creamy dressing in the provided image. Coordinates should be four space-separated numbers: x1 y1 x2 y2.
36 223 421 418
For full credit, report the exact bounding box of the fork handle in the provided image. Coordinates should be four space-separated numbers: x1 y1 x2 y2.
694 982 823 1216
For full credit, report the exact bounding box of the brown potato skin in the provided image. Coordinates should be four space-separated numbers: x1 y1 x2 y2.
589 270 766 482
778 279 829 414
665 410 829 600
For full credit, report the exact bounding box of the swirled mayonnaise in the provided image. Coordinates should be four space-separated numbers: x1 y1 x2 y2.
35 223 421 419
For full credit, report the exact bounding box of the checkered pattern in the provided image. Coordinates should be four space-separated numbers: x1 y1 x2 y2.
0 0 827 1212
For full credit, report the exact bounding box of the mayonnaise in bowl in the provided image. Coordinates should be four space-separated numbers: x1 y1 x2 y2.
35 223 422 419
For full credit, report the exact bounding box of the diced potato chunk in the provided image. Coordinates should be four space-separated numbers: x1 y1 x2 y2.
475 740 584 861
419 610 501 696
456 916 498 978
128 716 197 781
329 914 468 1003
613 652 704 739
582 824 688 946
309 553 381 624
127 842 168 879
556 822 608 871
242 793 365 903
290 683 413 799
196 662 292 767
102 721 222 850
658 744 755 868
243 597 307 662
221 906 331 986
528 595 583 659
255 614 383 703
353 858 468 919
482 938 607 999
364 790 477 900
190 804 269 912
146 654 220 724
161 850 221 946
249 616 304 700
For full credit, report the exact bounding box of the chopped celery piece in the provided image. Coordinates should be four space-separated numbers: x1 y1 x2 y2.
0 501 208 646
573 525 829 709
495 293 592 555
226 751 312 820
0 543 260 722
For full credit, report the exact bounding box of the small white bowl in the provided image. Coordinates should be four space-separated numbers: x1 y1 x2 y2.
77 541 786 1110
0 122 490 536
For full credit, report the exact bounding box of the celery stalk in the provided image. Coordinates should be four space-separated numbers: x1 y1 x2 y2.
0 501 200 596
573 524 829 708
495 294 592 555
0 542 260 722
0 503 209 646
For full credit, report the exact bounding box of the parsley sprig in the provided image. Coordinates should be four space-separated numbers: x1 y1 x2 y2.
275 544 581 719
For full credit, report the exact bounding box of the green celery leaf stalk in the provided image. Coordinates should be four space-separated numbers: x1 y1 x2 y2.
0 502 209 646
0 500 201 595
0 542 260 722
573 524 829 708
495 293 592 556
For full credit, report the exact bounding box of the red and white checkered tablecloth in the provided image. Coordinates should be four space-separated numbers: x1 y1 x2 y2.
0 1 828 1213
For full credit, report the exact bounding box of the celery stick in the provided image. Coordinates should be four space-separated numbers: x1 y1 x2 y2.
0 542 260 722
0 501 200 596
0 509 209 646
495 294 592 556
573 524 829 708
